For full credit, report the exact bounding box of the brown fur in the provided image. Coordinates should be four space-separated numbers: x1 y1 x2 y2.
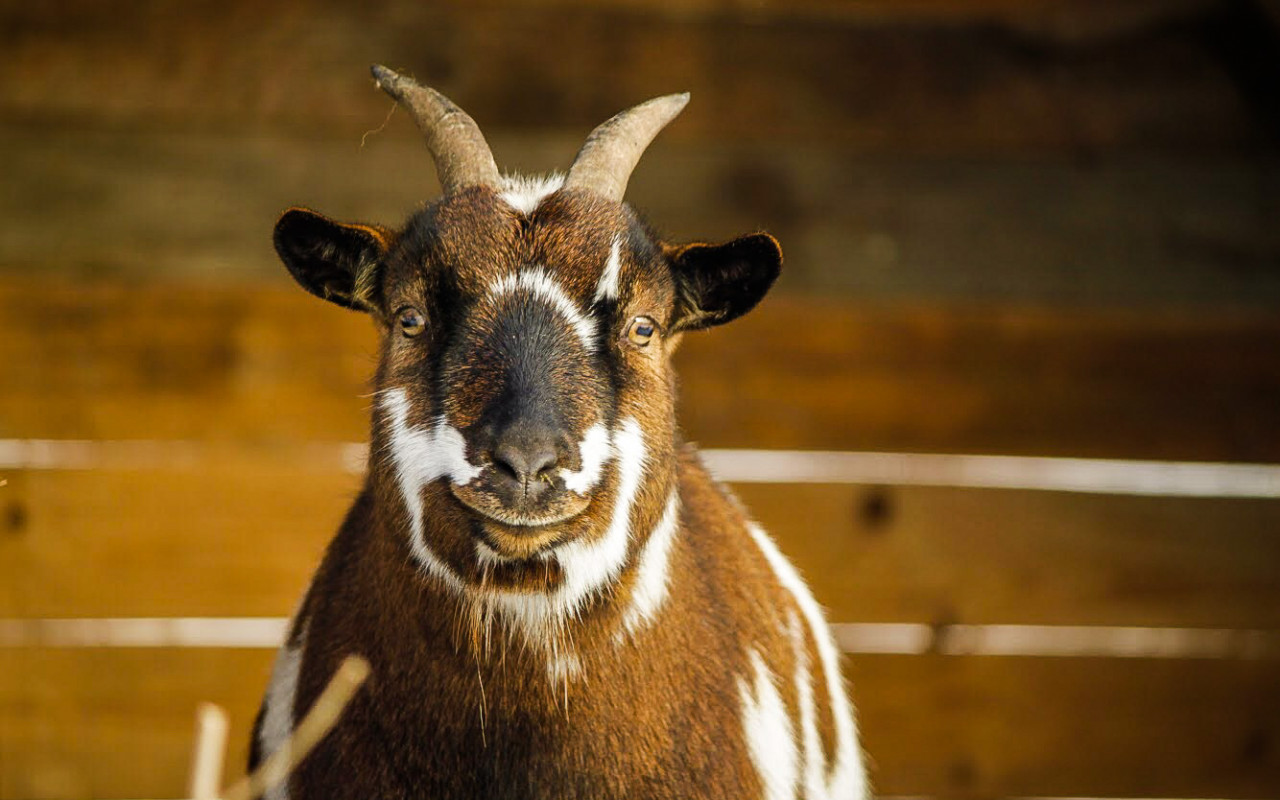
271 459 841 798
254 179 862 797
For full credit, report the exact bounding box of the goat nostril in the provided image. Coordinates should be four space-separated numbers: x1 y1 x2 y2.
528 448 558 481
492 451 522 482
491 442 559 487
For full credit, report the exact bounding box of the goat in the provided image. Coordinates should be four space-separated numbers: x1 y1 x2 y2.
250 64 869 799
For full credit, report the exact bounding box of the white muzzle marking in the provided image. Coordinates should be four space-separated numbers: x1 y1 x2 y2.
484 418 648 649
383 389 649 659
560 423 613 494
381 388 482 592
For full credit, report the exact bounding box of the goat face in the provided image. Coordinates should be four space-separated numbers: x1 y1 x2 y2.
272 72 780 610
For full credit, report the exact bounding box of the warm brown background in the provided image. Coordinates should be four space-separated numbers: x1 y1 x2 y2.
2 1 1279 798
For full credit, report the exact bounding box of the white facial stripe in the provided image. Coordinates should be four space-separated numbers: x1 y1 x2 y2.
594 235 622 304
488 267 597 349
259 620 306 800
554 417 646 612
560 424 612 494
482 417 647 654
620 490 680 638
746 522 867 799
738 648 799 800
382 389 482 488
499 173 565 215
381 389 476 592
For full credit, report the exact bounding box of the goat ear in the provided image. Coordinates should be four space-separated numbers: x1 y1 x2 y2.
273 208 391 312
666 233 782 332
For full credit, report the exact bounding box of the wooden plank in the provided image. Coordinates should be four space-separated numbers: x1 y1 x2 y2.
2 648 1277 799
0 281 377 443
737 482 1280 628
6 126 1280 308
0 0 1215 33
0 457 355 618
0 648 271 800
853 653 1280 797
675 299 1280 461
3 281 1279 459
3 461 1278 627
0 2 1259 153
359 0 1220 31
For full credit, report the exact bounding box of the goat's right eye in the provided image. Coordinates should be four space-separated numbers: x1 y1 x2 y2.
398 307 426 338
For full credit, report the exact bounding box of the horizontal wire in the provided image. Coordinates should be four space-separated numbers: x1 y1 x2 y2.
701 449 1280 498
830 623 1280 659
3 618 1277 659
3 438 1279 498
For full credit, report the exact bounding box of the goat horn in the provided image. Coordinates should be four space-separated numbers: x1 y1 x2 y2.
370 65 502 194
564 93 690 202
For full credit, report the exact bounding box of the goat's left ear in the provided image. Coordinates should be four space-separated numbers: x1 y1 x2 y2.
666 233 782 332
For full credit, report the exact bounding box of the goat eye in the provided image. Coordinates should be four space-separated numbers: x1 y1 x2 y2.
398 307 426 338
626 316 656 347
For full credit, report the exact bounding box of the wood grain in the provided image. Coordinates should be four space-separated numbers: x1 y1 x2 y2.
737 482 1280 629
0 1 1255 153
2 648 1277 799
3 459 1278 627
0 457 354 619
4 281 1279 460
853 653 1280 797
0 281 378 443
5 124 1279 308
676 299 1280 460
2 4 1277 798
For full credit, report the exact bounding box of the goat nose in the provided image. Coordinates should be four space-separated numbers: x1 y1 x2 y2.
491 437 560 490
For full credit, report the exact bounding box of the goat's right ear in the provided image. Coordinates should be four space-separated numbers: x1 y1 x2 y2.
665 233 782 332
273 208 392 312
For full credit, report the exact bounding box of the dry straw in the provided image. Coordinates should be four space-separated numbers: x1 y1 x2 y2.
187 654 371 800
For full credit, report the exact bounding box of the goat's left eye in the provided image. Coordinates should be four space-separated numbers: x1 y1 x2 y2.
626 316 656 347
398 307 426 338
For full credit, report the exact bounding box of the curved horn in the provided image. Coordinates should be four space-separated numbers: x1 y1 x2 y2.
371 64 501 194
564 93 690 202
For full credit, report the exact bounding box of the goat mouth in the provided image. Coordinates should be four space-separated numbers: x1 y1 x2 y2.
449 482 590 530
471 505 579 528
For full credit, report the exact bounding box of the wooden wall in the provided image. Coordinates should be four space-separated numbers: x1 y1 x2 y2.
2 285 1279 798
2 1 1279 798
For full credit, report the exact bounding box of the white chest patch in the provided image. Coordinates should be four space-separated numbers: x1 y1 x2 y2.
745 522 868 799
488 268 597 349
619 489 680 639
381 388 481 593
787 611 826 800
258 620 308 800
738 648 799 800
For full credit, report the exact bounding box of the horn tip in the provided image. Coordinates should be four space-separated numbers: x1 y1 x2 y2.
645 92 691 122
370 64 413 96
657 92 691 111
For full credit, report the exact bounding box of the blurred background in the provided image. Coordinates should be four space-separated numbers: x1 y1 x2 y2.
2 0 1279 797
